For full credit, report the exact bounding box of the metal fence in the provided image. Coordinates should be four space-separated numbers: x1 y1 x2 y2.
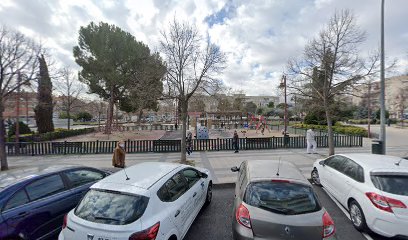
5 135 363 156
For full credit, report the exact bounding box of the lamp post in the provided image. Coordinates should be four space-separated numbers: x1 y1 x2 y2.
379 0 386 154
279 75 288 135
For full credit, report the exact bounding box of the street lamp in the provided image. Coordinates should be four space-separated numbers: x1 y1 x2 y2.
279 75 288 135
379 0 386 154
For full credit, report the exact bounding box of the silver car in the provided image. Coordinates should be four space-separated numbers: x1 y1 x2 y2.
231 160 337 240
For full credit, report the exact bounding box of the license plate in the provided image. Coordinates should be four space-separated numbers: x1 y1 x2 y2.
86 235 111 240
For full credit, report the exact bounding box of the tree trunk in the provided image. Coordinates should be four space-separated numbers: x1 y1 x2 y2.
105 88 114 134
180 100 188 164
0 101 8 171
137 109 143 124
67 110 71 130
325 107 335 156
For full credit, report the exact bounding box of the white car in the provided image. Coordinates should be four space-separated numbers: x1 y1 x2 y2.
59 162 212 240
311 153 408 238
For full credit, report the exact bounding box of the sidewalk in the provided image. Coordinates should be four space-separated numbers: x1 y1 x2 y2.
7 141 407 184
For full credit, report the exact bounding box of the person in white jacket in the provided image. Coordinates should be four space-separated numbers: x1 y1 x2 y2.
306 127 317 154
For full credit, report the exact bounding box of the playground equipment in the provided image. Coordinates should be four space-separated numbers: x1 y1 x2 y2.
248 114 271 134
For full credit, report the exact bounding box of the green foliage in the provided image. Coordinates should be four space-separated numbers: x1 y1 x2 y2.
267 101 275 108
256 108 263 115
292 123 368 137
59 112 72 119
244 102 257 113
74 111 93 122
375 109 390 120
8 128 95 142
34 54 54 133
8 122 32 137
304 111 327 125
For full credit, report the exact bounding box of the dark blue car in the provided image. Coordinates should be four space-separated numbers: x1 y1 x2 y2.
0 165 110 240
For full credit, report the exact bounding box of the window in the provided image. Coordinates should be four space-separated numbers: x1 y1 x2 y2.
157 185 171 202
182 169 201 188
371 174 408 196
325 156 346 172
244 181 321 215
65 169 105 188
343 160 364 182
26 175 65 201
75 189 149 225
161 173 188 202
3 190 29 211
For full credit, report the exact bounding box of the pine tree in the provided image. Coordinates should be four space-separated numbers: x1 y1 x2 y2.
34 54 54 133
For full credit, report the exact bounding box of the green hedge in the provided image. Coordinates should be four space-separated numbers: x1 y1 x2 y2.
8 128 95 142
292 123 368 137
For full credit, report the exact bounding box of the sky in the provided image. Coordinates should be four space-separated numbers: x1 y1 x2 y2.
0 0 407 96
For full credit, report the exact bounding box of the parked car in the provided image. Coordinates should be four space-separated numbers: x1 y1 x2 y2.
59 162 212 240
0 165 110 240
231 160 336 240
311 153 408 238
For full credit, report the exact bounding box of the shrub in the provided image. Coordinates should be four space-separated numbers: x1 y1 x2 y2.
74 112 93 122
8 121 32 137
7 127 95 142
292 123 367 137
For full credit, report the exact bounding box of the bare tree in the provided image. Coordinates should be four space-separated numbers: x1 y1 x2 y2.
287 10 379 155
160 18 226 163
394 86 408 127
55 68 83 130
0 25 42 170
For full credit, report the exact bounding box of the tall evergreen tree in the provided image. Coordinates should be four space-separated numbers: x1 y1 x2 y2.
34 54 54 133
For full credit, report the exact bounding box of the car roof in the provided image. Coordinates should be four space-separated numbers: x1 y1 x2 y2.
337 153 408 171
94 162 183 191
0 165 82 189
246 160 307 183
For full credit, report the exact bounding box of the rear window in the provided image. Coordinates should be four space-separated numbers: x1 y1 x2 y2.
74 189 149 225
371 174 408 196
244 181 321 215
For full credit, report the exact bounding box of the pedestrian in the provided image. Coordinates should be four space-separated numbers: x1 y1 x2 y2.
112 140 126 168
306 127 317 154
233 130 239 153
175 122 178 130
186 131 193 155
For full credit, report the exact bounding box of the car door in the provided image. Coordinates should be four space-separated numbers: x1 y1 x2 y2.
182 168 206 207
321 155 347 200
335 158 364 206
162 172 190 238
3 174 70 239
1 189 31 238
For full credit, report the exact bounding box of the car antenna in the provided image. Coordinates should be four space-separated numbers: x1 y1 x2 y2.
123 168 130 180
276 157 281 176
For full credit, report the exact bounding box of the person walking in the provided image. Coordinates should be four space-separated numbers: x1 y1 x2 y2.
306 127 317 154
112 140 126 168
186 131 193 155
233 130 239 153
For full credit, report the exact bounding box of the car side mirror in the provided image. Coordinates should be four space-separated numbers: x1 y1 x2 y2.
231 166 239 172
319 160 325 166
201 172 208 179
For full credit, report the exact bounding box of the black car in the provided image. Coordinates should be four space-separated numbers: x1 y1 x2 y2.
0 165 110 240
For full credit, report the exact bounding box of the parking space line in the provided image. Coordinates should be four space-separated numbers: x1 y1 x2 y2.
321 188 373 240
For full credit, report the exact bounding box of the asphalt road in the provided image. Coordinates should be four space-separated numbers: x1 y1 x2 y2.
185 183 402 240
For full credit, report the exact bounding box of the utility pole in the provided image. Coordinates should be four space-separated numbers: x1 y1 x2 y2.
379 0 386 154
15 71 21 154
367 82 371 138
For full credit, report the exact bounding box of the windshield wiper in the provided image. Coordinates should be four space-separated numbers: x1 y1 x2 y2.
94 216 120 222
258 205 295 215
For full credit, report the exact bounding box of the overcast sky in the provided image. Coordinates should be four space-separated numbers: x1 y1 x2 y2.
1 0 407 96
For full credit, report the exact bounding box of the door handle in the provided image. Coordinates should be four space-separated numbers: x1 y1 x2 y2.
174 210 180 217
201 182 205 187
193 192 197 197
12 212 28 219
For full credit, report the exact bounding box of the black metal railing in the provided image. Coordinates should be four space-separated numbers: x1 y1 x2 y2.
5 135 363 156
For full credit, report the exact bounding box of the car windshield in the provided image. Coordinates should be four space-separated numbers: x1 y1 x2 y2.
244 181 321 215
74 189 149 225
371 174 408 196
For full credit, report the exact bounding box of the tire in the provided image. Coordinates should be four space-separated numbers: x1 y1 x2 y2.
204 182 212 206
349 200 367 231
311 168 321 186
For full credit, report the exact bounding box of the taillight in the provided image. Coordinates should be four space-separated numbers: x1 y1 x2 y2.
236 203 251 229
322 211 335 238
366 192 407 213
129 222 160 240
62 214 68 229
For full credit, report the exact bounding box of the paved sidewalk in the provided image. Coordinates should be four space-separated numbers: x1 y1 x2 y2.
6 142 407 184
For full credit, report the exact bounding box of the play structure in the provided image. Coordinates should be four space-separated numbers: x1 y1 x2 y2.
248 114 271 134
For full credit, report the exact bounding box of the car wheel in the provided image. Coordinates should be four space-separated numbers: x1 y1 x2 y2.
204 182 212 206
311 169 321 186
349 200 367 231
